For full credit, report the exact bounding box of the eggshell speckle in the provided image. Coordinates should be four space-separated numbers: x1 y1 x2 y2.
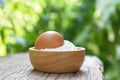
35 31 64 49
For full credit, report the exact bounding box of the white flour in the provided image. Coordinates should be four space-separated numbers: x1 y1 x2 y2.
40 40 77 51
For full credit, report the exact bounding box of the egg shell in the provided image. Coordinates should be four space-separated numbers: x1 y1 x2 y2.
35 31 64 49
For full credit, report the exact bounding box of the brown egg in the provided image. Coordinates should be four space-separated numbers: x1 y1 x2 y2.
35 31 64 49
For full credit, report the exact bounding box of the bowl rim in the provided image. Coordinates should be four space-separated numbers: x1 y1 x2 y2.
29 47 85 52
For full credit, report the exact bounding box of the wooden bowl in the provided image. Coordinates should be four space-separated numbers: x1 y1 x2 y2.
29 47 85 73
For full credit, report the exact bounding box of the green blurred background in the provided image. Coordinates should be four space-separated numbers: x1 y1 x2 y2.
0 0 120 79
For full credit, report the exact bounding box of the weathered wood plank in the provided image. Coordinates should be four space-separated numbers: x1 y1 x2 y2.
0 52 104 80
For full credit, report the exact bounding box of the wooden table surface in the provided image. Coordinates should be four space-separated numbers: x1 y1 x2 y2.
0 52 104 80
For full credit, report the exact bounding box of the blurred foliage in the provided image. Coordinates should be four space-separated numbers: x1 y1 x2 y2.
0 0 120 79
0 0 5 8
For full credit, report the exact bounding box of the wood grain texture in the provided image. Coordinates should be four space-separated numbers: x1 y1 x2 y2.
29 47 85 73
0 52 104 80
